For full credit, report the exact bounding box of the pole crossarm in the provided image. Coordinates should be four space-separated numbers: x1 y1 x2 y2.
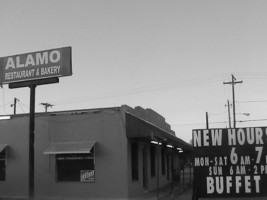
223 81 243 85
8 77 59 200
40 103 54 112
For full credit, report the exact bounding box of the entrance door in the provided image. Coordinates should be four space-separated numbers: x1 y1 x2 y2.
167 153 174 182
142 147 148 189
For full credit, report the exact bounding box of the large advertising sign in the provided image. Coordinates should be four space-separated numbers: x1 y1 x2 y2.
0 47 72 84
193 127 267 198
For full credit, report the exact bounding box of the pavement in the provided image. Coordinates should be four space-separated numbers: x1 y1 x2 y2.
159 184 192 200
130 183 193 200
0 186 193 200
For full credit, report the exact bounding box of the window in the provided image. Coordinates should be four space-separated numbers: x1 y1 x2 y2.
56 147 95 182
150 146 156 177
161 148 165 175
131 143 139 181
0 150 6 181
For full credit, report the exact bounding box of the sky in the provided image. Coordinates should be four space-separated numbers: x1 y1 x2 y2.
1 0 267 143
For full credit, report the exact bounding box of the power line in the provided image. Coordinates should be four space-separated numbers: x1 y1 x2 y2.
18 100 29 109
172 118 267 127
237 73 267 80
237 118 267 123
18 101 26 113
52 74 229 106
209 111 227 116
237 100 267 103
171 121 228 127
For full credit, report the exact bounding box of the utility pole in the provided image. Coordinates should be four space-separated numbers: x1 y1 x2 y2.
11 98 18 115
225 100 232 128
223 74 243 128
40 103 53 112
206 112 209 129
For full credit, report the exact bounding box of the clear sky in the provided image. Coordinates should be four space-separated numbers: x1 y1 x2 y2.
1 0 267 143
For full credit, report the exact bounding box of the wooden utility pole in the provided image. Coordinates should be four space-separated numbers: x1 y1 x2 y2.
11 98 18 115
223 74 243 128
226 100 231 128
206 112 209 129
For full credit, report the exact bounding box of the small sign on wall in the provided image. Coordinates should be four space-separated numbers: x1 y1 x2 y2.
80 170 95 183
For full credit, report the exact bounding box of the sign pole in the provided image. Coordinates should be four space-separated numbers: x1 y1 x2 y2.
9 78 59 200
1 46 72 199
29 84 36 200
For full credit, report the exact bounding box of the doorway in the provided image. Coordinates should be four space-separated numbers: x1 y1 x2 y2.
142 147 148 189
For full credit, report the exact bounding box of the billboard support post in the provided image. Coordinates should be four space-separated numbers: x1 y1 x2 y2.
29 84 36 200
10 78 59 200
9 77 59 200
1 47 72 200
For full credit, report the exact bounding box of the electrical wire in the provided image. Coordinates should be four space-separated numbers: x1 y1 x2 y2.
238 72 267 80
17 100 26 113
0 101 12 109
209 111 228 116
237 118 267 123
52 73 229 106
237 100 267 103
2 72 267 117
172 117 267 128
18 100 29 109
171 120 228 127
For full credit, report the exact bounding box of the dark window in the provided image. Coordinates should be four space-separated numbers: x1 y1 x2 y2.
161 148 165 175
56 148 95 182
0 150 6 181
131 143 139 181
150 146 156 177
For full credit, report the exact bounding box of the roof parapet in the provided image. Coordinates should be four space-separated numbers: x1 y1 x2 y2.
122 105 175 135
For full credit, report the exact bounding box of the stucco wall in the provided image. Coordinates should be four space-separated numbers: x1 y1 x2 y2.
0 109 128 199
0 117 29 198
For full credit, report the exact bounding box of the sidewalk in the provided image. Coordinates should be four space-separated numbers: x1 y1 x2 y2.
159 184 192 200
130 183 192 200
